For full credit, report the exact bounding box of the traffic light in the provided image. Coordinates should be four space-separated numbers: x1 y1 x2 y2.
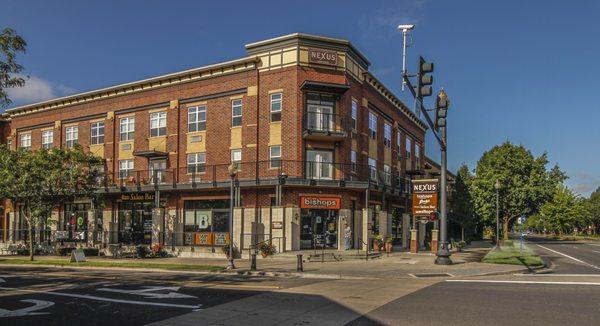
435 89 449 129
416 56 434 99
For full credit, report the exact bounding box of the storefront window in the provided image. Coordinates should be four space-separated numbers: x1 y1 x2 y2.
183 200 230 246
118 201 154 245
60 203 91 242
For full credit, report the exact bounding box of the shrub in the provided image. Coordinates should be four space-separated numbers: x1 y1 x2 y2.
136 245 150 258
257 242 276 256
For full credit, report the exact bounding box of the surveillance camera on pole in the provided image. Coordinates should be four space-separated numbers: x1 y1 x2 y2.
398 24 415 91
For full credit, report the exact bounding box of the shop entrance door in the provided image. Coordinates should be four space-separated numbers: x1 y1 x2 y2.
300 209 338 250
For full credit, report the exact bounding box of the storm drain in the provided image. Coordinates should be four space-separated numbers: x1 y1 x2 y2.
408 273 454 278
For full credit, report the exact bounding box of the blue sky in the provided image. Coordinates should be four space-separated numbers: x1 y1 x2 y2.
2 0 599 196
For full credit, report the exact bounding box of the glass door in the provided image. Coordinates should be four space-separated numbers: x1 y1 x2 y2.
307 104 333 132
306 150 333 180
149 159 167 184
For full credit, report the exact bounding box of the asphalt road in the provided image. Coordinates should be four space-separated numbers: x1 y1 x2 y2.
525 235 600 274
0 266 322 326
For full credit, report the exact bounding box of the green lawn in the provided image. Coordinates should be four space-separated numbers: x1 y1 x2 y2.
0 258 224 271
482 242 544 267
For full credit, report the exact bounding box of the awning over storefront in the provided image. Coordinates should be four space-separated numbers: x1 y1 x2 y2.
300 81 350 94
133 150 168 158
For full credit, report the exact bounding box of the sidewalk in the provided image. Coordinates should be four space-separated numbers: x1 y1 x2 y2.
0 241 530 279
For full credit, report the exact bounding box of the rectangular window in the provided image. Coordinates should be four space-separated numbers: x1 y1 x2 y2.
90 122 105 145
231 149 242 163
270 93 282 122
42 130 53 149
269 145 281 168
384 164 392 185
188 105 206 132
351 100 358 129
368 112 377 139
350 150 357 172
118 159 134 180
120 117 135 141
397 131 402 159
150 112 167 137
368 158 377 181
415 143 421 168
406 137 412 158
66 126 78 148
384 124 392 148
231 99 242 127
19 133 31 149
306 150 333 180
187 153 206 174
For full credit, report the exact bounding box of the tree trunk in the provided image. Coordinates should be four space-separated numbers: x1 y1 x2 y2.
29 223 34 261
503 217 509 240
461 227 465 242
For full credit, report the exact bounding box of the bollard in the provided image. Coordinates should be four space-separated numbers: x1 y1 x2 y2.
297 254 303 272
250 253 257 271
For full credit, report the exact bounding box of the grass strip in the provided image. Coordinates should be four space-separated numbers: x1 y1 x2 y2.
482 242 544 267
0 258 224 271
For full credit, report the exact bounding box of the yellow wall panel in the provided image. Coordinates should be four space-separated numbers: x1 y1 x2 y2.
369 138 378 159
186 131 206 153
230 127 242 149
149 136 167 152
269 123 282 146
119 141 134 159
384 148 391 165
89 144 105 159
282 50 297 64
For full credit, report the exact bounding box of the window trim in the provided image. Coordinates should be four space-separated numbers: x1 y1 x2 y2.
368 112 377 139
270 93 282 122
120 117 135 141
187 105 206 132
350 150 357 173
150 111 167 137
383 123 392 148
351 100 358 129
42 130 53 149
65 126 79 148
269 145 282 168
231 99 242 127
118 159 134 180
19 133 31 149
90 121 105 145
187 152 206 174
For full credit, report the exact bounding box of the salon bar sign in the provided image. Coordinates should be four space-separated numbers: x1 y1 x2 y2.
121 193 155 202
411 179 439 217
308 48 338 66
300 196 341 210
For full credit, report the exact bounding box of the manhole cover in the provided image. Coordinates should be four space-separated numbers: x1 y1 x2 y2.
409 273 454 278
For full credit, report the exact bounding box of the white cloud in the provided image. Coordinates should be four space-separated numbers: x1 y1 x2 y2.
5 75 76 105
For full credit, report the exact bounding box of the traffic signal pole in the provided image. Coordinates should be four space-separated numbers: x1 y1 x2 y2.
402 60 452 265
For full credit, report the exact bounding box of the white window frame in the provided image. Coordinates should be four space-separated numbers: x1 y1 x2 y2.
66 126 78 148
270 93 282 122
42 130 53 149
120 117 135 141
351 100 358 129
150 111 167 137
384 164 392 186
188 105 206 132
90 122 104 145
187 153 206 174
405 137 412 159
269 145 281 168
118 159 134 180
384 124 392 148
19 133 31 149
350 150 357 172
415 143 421 168
232 99 242 127
396 131 402 159
368 112 377 139
368 158 377 181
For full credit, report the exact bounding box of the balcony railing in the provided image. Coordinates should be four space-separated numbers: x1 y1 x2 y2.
302 112 347 141
100 160 412 193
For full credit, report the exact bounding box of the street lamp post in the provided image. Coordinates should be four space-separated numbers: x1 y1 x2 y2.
227 164 238 270
434 90 452 265
495 180 501 249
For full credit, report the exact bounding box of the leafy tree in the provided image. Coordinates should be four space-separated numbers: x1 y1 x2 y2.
537 186 587 235
0 145 104 260
470 141 565 240
449 164 476 241
586 187 600 235
0 28 27 108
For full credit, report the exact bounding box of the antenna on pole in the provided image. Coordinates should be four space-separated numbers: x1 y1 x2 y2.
398 24 415 91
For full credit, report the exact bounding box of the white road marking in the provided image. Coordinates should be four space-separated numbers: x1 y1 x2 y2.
446 280 600 285
98 286 197 299
587 243 600 247
0 287 202 309
592 250 600 254
0 299 54 318
514 273 600 277
536 244 600 270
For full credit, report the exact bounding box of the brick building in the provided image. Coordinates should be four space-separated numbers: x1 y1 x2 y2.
0 33 427 255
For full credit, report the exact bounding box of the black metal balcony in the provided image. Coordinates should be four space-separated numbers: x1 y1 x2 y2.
302 112 347 141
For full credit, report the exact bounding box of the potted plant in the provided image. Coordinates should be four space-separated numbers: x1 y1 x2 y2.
385 236 394 253
456 240 466 252
373 235 382 252
257 242 276 258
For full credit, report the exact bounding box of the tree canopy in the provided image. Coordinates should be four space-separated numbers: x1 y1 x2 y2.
470 141 566 239
0 28 27 108
449 164 475 241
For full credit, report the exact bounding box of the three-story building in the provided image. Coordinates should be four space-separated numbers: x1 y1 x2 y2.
1 33 427 255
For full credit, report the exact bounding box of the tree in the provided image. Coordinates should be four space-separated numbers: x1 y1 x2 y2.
449 164 476 241
537 186 587 235
0 145 104 260
586 187 600 235
0 28 27 108
470 141 565 240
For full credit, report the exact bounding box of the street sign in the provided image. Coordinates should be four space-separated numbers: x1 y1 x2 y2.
412 179 439 216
